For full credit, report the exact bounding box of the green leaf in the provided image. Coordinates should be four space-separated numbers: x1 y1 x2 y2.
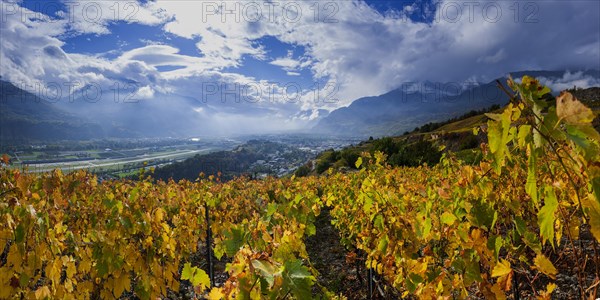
524 231 542 254
526 146 538 206
565 125 600 162
14 223 25 243
282 260 315 300
592 176 600 207
514 216 542 253
19 273 30 288
538 187 558 246
441 212 457 225
377 235 388 253
464 250 482 283
362 193 373 214
416 216 432 238
405 273 423 292
306 223 316 236
96 260 108 277
517 125 531 148
252 260 278 287
487 235 503 260
514 216 526 235
486 104 515 173
470 200 494 230
533 254 557 279
266 203 277 217
491 211 498 230
373 214 384 231
223 226 246 257
540 107 564 142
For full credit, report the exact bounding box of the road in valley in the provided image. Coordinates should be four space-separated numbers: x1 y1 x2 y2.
20 149 212 173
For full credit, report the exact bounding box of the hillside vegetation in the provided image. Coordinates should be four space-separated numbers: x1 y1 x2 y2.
302 86 600 177
1 76 599 299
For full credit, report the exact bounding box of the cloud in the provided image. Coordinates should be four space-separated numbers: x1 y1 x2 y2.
271 57 301 70
63 0 168 35
477 48 506 64
1 0 599 136
270 50 310 76
136 85 155 99
538 71 600 93
149 0 599 111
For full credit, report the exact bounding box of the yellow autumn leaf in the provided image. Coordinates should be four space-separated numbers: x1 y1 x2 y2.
154 208 164 223
113 272 131 298
582 193 600 241
66 261 76 279
207 287 225 300
536 283 556 300
34 286 51 299
491 259 512 277
556 92 595 125
533 254 557 279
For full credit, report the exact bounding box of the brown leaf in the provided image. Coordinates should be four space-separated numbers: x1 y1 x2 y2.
556 91 595 125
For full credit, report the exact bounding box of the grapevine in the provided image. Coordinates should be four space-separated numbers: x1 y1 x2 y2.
1 76 598 299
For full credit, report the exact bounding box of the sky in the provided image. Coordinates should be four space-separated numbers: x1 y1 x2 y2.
1 0 599 134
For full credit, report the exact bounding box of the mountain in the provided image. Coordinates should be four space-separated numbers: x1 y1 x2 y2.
0 79 215 142
313 70 600 137
300 86 600 177
57 92 213 138
0 80 104 143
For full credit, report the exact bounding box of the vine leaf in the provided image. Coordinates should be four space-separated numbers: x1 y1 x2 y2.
207 288 225 300
440 212 457 225
252 259 278 288
355 157 363 169
282 260 315 300
223 227 246 257
538 187 558 247
526 145 538 206
533 254 557 279
582 193 600 241
181 263 210 291
491 259 511 278
537 283 557 300
556 92 595 125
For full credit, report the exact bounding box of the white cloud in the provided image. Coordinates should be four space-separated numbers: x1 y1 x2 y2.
1 0 599 135
136 85 155 99
63 0 168 35
539 71 600 93
271 57 301 69
270 50 310 76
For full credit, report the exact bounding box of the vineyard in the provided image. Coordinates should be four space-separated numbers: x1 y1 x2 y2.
1 76 600 299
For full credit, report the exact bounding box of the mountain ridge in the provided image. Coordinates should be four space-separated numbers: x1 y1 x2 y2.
0 80 105 143
313 70 600 137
